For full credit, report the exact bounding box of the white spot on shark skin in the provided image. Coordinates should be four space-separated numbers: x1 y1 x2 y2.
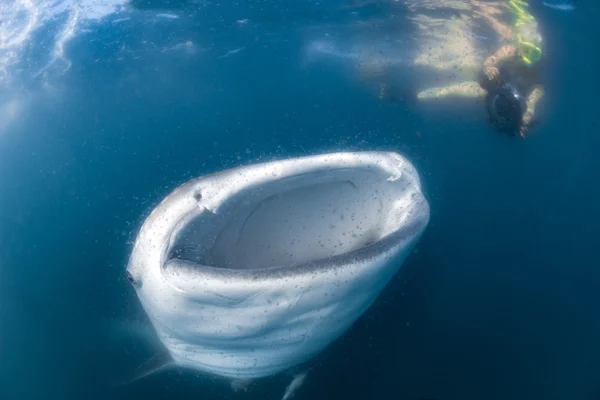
125 151 430 399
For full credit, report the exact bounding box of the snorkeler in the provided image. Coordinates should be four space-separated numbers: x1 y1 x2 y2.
313 0 545 137
473 0 545 137
377 0 545 137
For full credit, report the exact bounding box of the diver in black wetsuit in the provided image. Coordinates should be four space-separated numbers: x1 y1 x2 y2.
480 43 544 136
474 0 545 137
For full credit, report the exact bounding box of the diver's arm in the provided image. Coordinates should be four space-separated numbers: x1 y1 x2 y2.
472 0 509 10
472 0 514 40
520 85 545 136
473 10 514 40
484 45 517 68
483 45 517 80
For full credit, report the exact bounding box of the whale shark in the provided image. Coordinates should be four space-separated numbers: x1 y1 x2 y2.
125 151 430 399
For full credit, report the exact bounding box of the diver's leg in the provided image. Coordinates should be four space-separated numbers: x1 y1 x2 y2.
520 85 545 135
524 85 545 123
416 81 487 101
411 8 486 103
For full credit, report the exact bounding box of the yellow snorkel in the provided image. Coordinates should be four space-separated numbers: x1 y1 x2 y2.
509 0 543 66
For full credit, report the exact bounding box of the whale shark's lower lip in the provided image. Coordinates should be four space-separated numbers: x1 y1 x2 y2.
127 151 429 380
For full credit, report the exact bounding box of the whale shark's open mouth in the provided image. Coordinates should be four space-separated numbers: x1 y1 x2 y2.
166 166 417 271
127 151 429 381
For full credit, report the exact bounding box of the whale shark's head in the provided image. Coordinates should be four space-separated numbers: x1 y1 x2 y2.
126 151 429 379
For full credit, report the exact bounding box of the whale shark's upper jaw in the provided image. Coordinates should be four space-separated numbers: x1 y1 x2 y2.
127 152 429 379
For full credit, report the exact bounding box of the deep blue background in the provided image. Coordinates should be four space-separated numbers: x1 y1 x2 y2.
0 1 598 399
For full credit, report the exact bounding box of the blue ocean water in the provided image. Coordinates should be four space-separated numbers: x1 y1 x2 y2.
0 1 598 400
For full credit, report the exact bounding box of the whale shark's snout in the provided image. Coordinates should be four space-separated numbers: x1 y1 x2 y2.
126 151 429 383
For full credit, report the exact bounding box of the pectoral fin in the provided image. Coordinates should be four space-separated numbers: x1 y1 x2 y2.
108 320 174 387
281 371 308 400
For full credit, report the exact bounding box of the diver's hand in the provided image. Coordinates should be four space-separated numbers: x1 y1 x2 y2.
483 65 500 81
